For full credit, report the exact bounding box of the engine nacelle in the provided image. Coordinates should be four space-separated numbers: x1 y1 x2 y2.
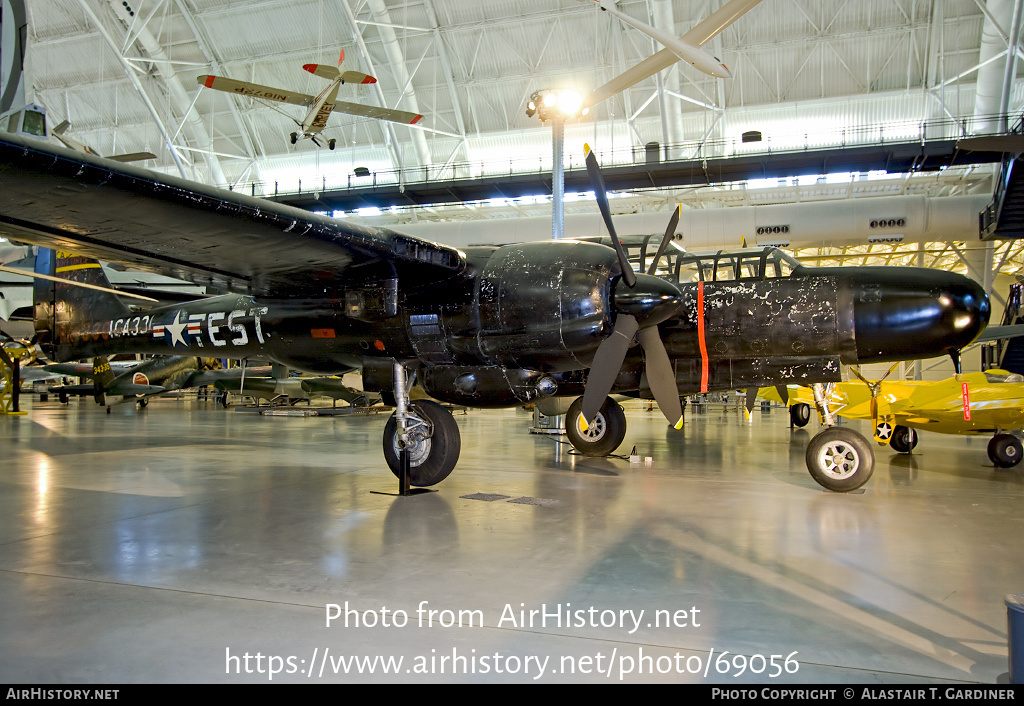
475 240 619 371
420 365 558 407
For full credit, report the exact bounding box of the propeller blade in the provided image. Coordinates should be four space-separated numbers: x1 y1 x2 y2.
579 314 640 429
637 327 683 428
949 348 962 375
744 388 758 420
877 361 900 384
849 365 870 386
584 143 636 288
646 204 682 276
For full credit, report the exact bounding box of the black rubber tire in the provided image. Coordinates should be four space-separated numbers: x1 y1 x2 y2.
805 427 875 492
889 425 917 454
383 400 461 486
988 434 1023 468
565 396 627 457
790 403 811 427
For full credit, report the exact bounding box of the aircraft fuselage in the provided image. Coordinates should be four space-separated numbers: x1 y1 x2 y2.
39 242 990 410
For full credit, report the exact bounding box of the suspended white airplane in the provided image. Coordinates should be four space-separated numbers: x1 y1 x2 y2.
197 49 423 150
582 0 764 109
51 120 157 163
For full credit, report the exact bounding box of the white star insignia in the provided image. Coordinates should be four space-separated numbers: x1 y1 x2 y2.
164 311 188 347
875 422 893 440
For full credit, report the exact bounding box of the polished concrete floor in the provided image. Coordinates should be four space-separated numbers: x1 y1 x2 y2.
1 394 1021 684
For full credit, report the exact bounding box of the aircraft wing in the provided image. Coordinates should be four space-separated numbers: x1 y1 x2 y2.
331 100 423 125
197 76 313 107
0 134 465 296
973 324 1024 342
43 361 139 378
18 366 62 383
584 0 763 109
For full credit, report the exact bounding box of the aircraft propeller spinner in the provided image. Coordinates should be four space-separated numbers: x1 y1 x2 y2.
579 144 685 432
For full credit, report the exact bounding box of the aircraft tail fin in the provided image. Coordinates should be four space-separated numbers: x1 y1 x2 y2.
34 249 132 360
304 50 376 84
91 356 116 391
304 63 341 80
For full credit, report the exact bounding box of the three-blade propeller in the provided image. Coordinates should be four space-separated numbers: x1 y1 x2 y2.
849 363 900 439
579 144 685 432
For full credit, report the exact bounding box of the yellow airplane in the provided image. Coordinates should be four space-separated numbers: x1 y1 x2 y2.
760 370 1024 468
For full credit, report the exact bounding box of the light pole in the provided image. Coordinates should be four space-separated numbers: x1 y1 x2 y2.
526 88 587 240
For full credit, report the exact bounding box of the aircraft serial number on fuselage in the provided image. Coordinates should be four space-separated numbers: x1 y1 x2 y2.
100 307 270 348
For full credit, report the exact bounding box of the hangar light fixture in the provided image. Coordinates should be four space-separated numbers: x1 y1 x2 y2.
526 88 588 240
526 88 588 122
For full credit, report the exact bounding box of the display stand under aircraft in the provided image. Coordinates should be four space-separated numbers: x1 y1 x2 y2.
0 133 991 492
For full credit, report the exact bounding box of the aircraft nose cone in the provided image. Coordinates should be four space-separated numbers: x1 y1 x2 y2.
612 273 683 327
850 268 991 363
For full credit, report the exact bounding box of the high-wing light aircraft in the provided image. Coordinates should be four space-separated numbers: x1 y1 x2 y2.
50 121 157 164
762 370 1024 468
197 50 422 150
582 0 764 109
0 133 990 492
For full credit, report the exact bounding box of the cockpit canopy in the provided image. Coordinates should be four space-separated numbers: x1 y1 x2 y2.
582 233 803 283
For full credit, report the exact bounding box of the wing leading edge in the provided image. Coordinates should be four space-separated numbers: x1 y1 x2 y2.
0 134 464 295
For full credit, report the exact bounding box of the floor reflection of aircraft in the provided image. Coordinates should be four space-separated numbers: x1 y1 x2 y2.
582 0 764 109
0 133 990 492
197 49 422 149
761 371 1024 468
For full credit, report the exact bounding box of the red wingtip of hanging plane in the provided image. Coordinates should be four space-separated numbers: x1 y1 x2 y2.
302 64 317 74
362 75 377 84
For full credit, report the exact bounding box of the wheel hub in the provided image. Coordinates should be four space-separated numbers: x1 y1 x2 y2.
395 414 433 467
816 441 861 480
576 412 606 442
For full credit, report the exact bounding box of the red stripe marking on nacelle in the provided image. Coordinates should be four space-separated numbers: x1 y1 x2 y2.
697 281 709 393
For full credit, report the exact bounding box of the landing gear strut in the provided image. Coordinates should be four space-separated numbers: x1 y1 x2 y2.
378 362 460 492
804 383 874 491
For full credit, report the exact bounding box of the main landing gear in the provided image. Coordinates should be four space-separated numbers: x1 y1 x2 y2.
876 423 917 454
381 363 460 488
988 433 1023 468
804 383 874 492
565 396 626 456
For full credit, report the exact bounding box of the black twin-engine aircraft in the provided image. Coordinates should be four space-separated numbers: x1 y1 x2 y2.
0 133 990 491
